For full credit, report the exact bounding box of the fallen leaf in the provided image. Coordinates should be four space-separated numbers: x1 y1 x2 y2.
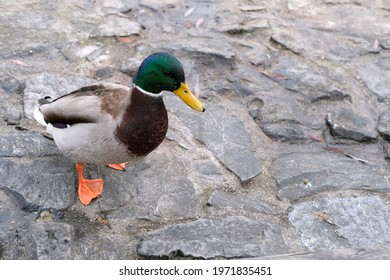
9 59 33 67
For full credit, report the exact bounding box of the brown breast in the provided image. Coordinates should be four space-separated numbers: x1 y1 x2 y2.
114 87 168 157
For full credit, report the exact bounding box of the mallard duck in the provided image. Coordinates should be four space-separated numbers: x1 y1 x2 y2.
34 52 205 205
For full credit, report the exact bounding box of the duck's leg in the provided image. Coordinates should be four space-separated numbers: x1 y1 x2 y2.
107 162 128 171
75 163 104 205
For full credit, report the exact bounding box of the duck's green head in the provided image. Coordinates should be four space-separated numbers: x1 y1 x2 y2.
134 52 205 112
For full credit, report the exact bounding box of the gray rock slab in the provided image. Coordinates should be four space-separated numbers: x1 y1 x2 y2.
326 108 378 142
250 94 323 142
165 97 262 182
271 27 377 61
31 221 74 259
289 196 390 251
172 36 235 63
219 18 269 34
357 53 390 102
0 131 60 157
0 188 36 259
236 64 275 93
137 216 289 259
4 105 22 125
160 36 235 100
48 208 137 259
192 159 232 188
0 76 24 126
76 233 136 260
29 208 137 260
383 141 390 161
207 190 281 215
107 204 157 227
286 0 390 38
138 0 181 8
94 145 202 218
380 38 390 49
264 54 351 103
0 75 25 95
102 0 138 13
377 111 390 141
23 72 96 120
271 151 390 201
90 16 141 37
0 156 76 209
0 0 140 54
166 123 235 190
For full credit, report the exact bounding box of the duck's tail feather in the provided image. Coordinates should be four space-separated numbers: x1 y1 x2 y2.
34 97 52 126
33 106 48 126
34 106 48 126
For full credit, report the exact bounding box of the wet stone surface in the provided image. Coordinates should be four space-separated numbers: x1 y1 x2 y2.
1 0 390 259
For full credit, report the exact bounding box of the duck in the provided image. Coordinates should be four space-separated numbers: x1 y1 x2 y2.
34 52 205 206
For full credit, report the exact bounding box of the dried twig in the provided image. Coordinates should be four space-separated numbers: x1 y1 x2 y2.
256 67 288 80
184 6 195 17
248 39 279 52
316 211 338 227
9 59 33 67
322 146 369 164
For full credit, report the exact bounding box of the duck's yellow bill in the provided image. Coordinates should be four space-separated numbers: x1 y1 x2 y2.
173 82 205 112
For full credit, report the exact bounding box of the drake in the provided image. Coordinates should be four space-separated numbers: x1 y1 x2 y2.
34 52 205 205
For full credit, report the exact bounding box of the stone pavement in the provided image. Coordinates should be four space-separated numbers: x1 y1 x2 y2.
1 0 390 259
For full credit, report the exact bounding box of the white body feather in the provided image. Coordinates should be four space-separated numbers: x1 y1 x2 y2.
46 122 132 164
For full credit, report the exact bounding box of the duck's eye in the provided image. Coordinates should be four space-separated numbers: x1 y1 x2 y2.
163 70 173 77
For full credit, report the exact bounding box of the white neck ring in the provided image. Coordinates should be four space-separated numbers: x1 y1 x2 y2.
134 84 163 98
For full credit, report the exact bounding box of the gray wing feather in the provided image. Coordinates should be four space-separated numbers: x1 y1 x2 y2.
38 83 131 125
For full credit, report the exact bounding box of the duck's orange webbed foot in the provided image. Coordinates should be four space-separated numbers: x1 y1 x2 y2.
76 163 104 205
107 162 128 171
